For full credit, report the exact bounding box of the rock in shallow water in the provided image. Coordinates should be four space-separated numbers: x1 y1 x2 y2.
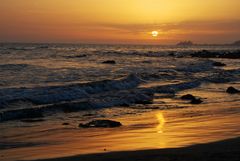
191 50 240 59
102 60 116 64
226 87 240 94
212 62 226 67
190 98 203 104
181 94 203 104
79 120 122 128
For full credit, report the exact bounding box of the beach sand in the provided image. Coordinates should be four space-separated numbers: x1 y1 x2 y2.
35 137 240 161
1 83 240 161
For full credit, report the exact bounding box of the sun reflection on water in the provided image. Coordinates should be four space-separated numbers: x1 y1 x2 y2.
156 113 166 133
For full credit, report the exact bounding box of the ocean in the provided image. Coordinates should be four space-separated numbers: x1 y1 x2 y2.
0 43 240 160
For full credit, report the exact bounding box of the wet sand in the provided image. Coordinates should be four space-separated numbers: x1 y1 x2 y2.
1 106 240 161
35 137 240 161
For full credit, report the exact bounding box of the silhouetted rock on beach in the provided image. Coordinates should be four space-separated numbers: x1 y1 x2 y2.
190 98 203 104
226 87 240 94
181 94 196 100
181 94 203 104
102 60 116 64
79 120 122 128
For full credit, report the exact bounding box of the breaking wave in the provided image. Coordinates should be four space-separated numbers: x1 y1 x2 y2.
0 74 143 108
1 67 239 122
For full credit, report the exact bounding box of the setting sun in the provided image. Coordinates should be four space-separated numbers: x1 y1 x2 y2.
152 31 159 37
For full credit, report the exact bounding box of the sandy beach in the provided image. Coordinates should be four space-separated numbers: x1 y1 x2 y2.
35 137 240 161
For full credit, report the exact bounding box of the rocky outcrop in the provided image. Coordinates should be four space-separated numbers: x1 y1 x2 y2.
79 120 122 128
181 94 203 104
102 60 116 64
226 87 240 94
190 98 203 104
181 94 196 100
191 50 240 59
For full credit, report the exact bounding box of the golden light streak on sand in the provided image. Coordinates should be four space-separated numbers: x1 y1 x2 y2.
156 112 165 133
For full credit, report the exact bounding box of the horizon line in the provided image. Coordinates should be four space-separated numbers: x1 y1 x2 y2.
0 41 239 46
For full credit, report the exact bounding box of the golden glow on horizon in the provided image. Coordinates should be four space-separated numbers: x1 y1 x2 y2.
0 0 240 44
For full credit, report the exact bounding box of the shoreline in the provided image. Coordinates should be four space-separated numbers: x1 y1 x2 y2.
34 137 240 161
1 82 240 161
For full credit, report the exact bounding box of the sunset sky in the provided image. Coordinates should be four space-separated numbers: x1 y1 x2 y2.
0 0 240 44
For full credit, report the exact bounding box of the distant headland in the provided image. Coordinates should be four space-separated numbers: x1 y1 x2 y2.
176 41 194 46
176 40 240 46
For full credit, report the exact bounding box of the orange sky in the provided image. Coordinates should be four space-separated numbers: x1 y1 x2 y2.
0 0 240 44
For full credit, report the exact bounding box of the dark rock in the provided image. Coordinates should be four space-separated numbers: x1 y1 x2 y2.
62 122 70 125
65 54 87 58
226 87 240 94
79 120 122 128
119 103 130 107
190 98 203 104
168 52 175 56
74 54 87 58
181 94 203 104
191 50 219 58
102 60 116 64
212 62 226 67
191 50 240 59
181 94 196 100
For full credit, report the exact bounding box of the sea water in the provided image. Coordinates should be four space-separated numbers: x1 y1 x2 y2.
0 43 240 160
